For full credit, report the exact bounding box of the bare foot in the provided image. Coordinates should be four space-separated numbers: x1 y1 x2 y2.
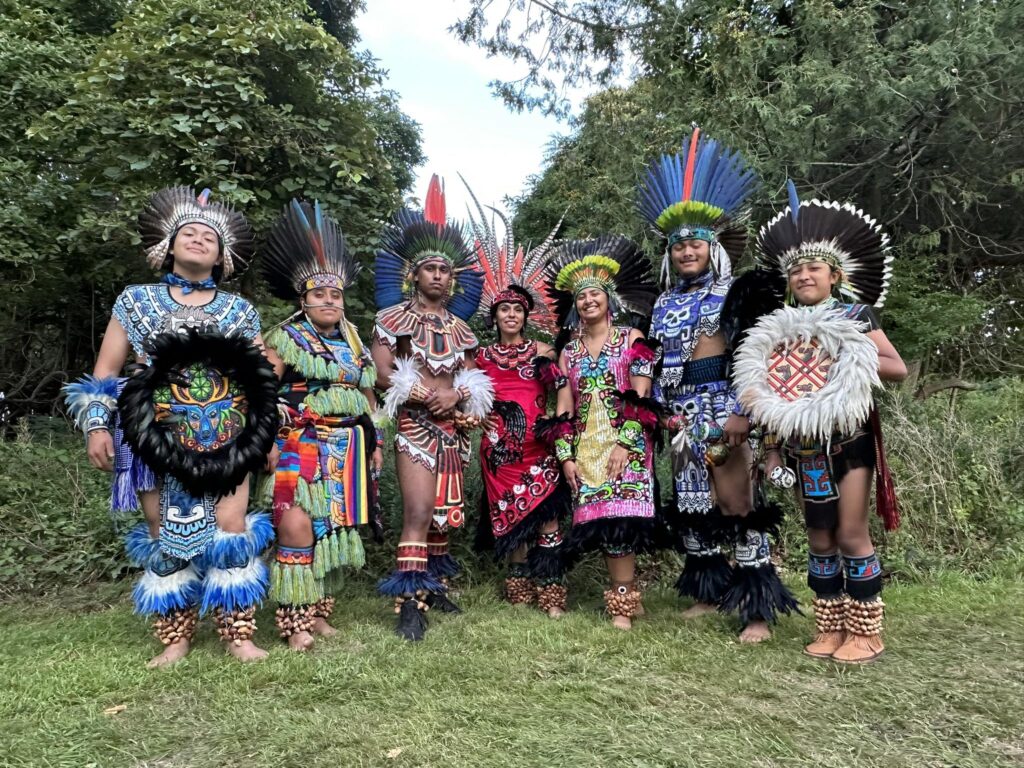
634 602 646 618
226 639 269 662
146 639 191 669
311 617 338 637
681 602 717 619
546 607 566 619
611 615 632 630
287 631 315 652
738 621 772 644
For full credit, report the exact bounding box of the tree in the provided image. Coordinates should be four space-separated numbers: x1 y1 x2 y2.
0 0 423 420
457 0 1023 382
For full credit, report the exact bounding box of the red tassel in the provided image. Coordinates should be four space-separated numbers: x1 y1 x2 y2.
871 409 900 531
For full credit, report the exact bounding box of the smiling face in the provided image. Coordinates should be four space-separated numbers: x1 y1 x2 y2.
494 300 526 340
575 286 609 326
788 261 839 306
670 238 711 280
414 260 453 302
170 222 221 278
303 286 345 332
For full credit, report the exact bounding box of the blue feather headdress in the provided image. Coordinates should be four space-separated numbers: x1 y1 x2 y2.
637 126 759 288
374 175 484 321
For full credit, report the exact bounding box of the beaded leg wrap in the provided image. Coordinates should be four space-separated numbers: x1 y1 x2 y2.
214 607 258 647
603 581 643 620
804 595 850 658
832 598 885 664
152 607 199 647
505 562 536 605
275 604 316 638
313 596 335 620
536 582 568 613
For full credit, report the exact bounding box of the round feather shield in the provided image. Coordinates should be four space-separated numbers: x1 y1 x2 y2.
732 304 880 443
118 329 279 497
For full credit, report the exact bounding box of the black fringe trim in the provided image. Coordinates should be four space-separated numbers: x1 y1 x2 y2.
732 500 785 539
491 481 571 562
427 553 462 578
675 552 733 604
378 570 445 597
527 541 566 582
719 563 800 626
563 516 657 563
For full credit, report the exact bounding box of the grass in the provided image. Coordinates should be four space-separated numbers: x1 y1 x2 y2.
1 569 1022 768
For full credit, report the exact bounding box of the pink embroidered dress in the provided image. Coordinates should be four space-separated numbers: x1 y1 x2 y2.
563 327 656 551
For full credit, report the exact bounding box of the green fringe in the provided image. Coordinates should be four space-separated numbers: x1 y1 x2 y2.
256 471 276 506
270 560 323 605
296 477 330 519
359 365 377 390
267 327 344 383
312 528 365 578
301 386 369 418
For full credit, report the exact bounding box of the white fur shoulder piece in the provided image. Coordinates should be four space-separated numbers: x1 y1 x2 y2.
733 304 880 443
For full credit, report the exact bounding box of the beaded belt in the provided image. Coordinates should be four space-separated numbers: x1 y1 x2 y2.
663 354 730 386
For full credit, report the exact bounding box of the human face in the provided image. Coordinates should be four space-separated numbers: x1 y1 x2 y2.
670 239 711 279
575 286 609 326
303 287 344 332
494 301 526 340
171 223 221 277
414 260 452 302
788 261 839 306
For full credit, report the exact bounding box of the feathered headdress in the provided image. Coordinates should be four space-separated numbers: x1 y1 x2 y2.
544 235 657 329
374 174 484 321
138 186 254 278
460 174 562 334
261 199 360 300
757 181 893 307
637 126 759 288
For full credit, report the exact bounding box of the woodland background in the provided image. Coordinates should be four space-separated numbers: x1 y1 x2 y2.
1 0 1022 594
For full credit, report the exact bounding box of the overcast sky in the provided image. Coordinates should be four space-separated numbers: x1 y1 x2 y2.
357 0 571 222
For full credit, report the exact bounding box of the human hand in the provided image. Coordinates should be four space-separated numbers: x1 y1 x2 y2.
723 414 750 447
372 448 384 473
425 387 461 417
86 430 115 472
562 460 582 494
264 443 280 473
606 444 629 481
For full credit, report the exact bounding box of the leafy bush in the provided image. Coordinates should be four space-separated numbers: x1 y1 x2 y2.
3 380 1022 598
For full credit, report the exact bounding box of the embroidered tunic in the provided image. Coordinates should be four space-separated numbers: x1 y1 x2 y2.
475 340 562 540
264 320 376 576
564 327 655 525
113 284 260 358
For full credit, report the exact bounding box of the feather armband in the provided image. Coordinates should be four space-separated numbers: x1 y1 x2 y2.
453 368 495 419
614 389 661 453
533 355 568 391
382 357 433 419
63 375 122 433
535 413 577 463
626 338 662 379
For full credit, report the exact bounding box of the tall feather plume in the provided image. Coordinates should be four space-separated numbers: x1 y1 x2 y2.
460 175 562 333
424 174 446 229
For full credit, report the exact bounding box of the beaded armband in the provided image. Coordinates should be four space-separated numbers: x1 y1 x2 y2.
554 437 575 463
536 413 577 464
616 419 644 454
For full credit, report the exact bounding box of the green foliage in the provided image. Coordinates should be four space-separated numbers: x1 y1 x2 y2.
0 0 423 420
462 0 1024 382
0 420 124 597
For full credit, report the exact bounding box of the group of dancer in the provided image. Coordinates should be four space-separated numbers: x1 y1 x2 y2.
65 127 906 668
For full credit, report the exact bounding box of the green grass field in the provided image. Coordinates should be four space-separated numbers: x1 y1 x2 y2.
1 571 1022 768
